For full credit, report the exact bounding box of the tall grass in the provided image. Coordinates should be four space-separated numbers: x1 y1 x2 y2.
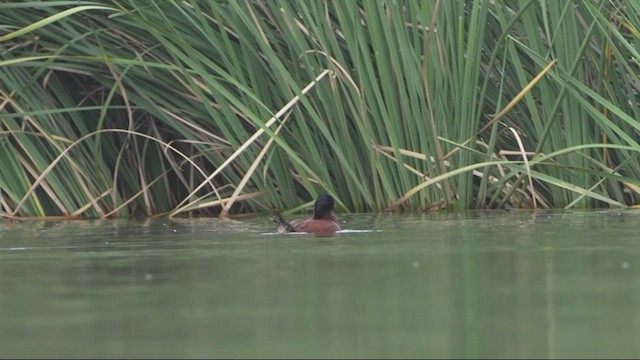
1 0 639 218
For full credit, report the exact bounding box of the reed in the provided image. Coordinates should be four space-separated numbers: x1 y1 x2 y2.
1 0 639 218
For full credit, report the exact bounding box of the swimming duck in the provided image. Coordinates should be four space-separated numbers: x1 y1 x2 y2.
271 194 341 236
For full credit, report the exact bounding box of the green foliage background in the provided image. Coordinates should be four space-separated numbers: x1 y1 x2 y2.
1 0 640 218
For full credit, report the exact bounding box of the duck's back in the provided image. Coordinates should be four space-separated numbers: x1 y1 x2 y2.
290 216 341 235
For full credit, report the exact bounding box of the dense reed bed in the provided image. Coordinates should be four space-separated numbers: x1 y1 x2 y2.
1 0 639 218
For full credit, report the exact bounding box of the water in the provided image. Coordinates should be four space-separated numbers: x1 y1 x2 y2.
1 209 639 358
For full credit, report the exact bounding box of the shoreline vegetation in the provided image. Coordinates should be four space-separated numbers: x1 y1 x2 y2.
1 1 640 219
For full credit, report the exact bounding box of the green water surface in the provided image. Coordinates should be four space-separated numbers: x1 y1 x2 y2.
0 210 639 358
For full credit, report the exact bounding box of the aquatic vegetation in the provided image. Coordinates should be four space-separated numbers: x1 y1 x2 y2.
1 1 639 218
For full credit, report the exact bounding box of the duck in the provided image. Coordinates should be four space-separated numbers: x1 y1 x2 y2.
271 194 341 236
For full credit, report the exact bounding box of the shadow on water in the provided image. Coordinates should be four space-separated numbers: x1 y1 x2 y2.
1 209 639 358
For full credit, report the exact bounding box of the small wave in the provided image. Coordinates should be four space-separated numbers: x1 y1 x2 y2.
261 229 381 236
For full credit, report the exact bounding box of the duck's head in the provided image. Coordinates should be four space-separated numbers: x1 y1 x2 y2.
312 194 335 220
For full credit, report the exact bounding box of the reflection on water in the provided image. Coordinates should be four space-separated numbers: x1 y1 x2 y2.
1 210 639 358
